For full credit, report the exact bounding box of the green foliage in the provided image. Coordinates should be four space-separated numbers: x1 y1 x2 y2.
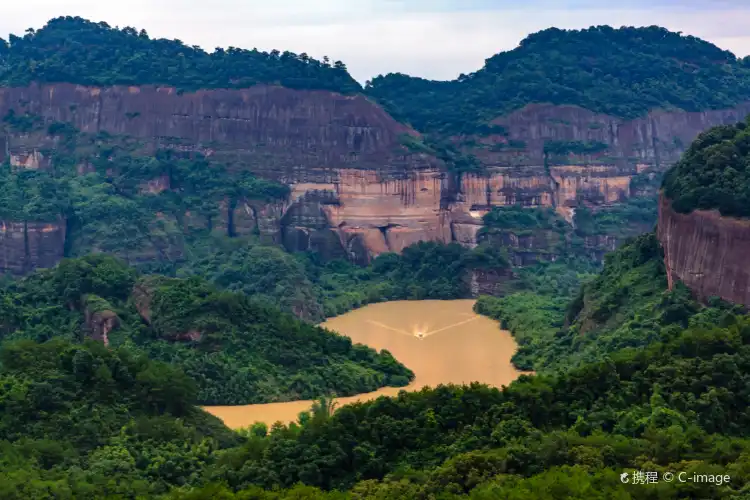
3 109 43 132
476 233 705 371
1 255 414 405
474 257 596 370
175 239 509 321
0 17 360 94
572 199 656 238
479 205 585 267
572 170 660 239
6 240 750 497
482 205 567 232
663 117 750 216
367 26 750 135
178 243 325 321
198 312 750 495
0 339 238 499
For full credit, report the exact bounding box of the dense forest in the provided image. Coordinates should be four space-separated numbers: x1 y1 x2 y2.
366 26 750 135
663 116 750 217
0 17 360 93
0 254 413 405
4 260 750 497
177 239 511 320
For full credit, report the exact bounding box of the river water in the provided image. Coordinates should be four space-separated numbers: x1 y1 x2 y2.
203 299 528 429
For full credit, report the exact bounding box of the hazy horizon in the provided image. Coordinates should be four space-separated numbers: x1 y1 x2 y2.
2 1 750 83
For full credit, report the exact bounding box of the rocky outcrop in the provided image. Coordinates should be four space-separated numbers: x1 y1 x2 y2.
83 296 120 346
132 281 155 325
274 102 750 262
279 168 452 262
549 165 631 206
0 219 66 274
582 235 619 263
456 167 555 208
478 228 563 266
658 194 750 307
469 268 514 297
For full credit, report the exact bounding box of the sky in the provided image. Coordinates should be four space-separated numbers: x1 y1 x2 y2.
2 0 750 83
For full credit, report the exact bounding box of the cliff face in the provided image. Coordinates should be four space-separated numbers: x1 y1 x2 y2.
0 219 66 274
1 82 749 274
0 83 432 178
658 195 750 307
485 103 750 167
281 102 750 264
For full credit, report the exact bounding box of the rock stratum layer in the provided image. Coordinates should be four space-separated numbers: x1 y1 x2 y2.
658 195 750 308
1 82 750 273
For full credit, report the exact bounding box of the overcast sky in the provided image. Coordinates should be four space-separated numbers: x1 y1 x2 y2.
2 0 749 83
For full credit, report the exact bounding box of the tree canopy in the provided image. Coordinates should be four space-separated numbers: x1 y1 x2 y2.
366 26 750 135
0 16 360 93
663 116 750 216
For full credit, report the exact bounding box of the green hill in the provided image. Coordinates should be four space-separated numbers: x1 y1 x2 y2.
0 255 413 405
0 16 360 93
366 26 750 135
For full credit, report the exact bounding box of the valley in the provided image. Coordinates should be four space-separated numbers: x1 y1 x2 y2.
2 15 750 499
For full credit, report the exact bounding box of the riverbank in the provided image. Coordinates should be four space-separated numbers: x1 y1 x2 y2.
203 299 529 428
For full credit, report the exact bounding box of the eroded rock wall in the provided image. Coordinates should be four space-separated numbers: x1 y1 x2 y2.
0 219 66 274
2 82 749 273
657 195 750 307
485 103 750 167
0 83 434 179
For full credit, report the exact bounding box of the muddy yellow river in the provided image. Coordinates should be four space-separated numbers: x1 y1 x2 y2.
204 299 528 429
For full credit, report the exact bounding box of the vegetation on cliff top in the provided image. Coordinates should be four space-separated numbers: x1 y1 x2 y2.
0 339 241 498
663 116 750 217
0 16 360 93
1 254 414 405
367 26 750 135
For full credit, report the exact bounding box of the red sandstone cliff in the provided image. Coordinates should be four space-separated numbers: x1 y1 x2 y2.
2 82 750 274
0 83 433 178
658 194 750 307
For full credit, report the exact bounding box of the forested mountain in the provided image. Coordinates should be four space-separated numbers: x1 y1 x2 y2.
0 17 360 93
367 26 750 135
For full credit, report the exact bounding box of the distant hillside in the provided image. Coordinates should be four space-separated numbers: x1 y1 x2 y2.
0 16 361 93
366 26 750 135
